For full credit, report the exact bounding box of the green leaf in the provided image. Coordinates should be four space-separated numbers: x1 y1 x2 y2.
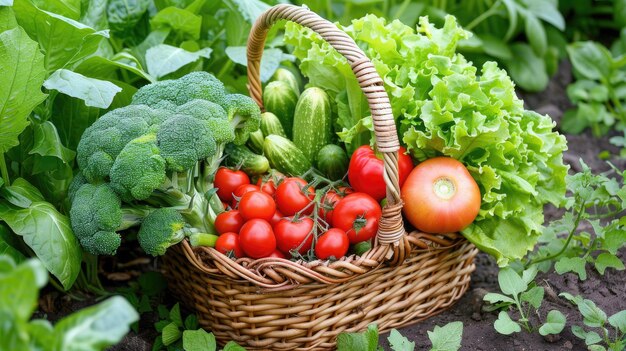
577 299 608 328
13 0 108 72
225 46 291 83
504 43 548 92
483 292 516 305
227 0 270 23
0 26 47 154
145 44 211 79
75 52 154 83
594 253 625 275
106 0 151 35
494 311 521 335
539 310 566 335
150 6 201 40
337 324 379 351
498 267 527 296
387 329 414 351
54 296 139 351
0 6 17 32
428 321 462 351
182 329 216 351
555 256 588 280
169 303 183 328
0 177 45 208
222 341 246 351
520 286 544 309
0 258 47 321
183 314 198 330
29 121 75 163
608 310 626 333
524 13 547 56
0 197 81 290
43 69 122 109
80 0 108 30
49 92 101 151
0 227 26 263
162 322 182 346
567 42 613 81
525 0 565 30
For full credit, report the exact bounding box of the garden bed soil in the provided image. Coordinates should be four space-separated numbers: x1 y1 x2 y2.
40 61 626 351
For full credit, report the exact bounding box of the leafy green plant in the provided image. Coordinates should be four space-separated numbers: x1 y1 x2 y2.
484 266 566 335
336 322 463 351
525 160 626 280
562 41 626 140
0 254 138 351
152 303 245 351
561 292 626 351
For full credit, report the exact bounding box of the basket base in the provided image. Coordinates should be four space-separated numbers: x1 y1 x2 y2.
162 240 477 351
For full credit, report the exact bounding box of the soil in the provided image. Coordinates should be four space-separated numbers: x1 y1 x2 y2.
39 61 626 351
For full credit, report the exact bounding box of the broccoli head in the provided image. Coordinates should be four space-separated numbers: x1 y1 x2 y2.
220 93 261 145
157 115 217 172
175 100 234 144
76 105 169 182
109 133 167 202
131 71 227 107
138 208 187 256
70 184 123 255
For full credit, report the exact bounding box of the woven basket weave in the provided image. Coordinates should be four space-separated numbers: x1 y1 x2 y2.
162 4 478 350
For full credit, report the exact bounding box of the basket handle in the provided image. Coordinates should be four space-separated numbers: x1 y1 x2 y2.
247 4 406 250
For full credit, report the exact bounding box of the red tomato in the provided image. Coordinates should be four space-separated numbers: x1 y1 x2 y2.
348 145 413 201
269 209 284 227
273 217 314 254
275 177 315 216
231 184 260 208
318 186 354 227
332 193 382 244
401 157 481 233
239 219 276 258
214 232 243 257
315 228 350 260
268 250 286 259
214 167 250 203
215 210 245 234
238 191 276 221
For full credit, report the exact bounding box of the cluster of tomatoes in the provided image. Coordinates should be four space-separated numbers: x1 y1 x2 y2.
212 168 383 260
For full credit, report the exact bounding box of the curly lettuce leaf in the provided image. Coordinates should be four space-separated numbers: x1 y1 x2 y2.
285 14 568 265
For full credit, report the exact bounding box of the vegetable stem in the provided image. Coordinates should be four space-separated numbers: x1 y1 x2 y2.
0 153 10 186
465 0 501 31
525 200 586 268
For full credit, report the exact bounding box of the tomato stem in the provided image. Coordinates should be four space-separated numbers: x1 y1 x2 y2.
433 177 456 199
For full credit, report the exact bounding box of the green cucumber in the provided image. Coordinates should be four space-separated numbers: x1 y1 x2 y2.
263 81 298 138
263 135 311 176
292 87 332 164
316 144 349 180
247 129 264 154
224 143 269 175
272 68 301 96
260 112 286 138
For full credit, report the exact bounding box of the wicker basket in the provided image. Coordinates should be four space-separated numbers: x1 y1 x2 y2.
162 4 478 350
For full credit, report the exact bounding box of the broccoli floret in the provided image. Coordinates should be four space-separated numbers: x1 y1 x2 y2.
138 208 187 256
109 134 167 202
76 105 169 182
131 72 227 107
67 171 88 203
157 115 217 172
70 183 148 255
175 100 234 144
221 94 261 145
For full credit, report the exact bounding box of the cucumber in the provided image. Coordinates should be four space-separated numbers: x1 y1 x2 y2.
260 112 286 138
316 144 349 180
272 68 301 97
224 143 269 175
263 81 298 138
292 87 332 164
247 129 264 154
263 135 311 176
